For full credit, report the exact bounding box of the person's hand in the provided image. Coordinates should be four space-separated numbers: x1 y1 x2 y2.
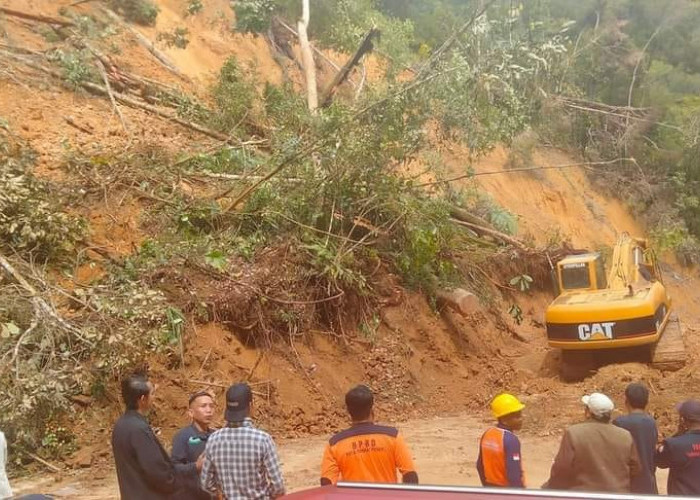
196 453 205 472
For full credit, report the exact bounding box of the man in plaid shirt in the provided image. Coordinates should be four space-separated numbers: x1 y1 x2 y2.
201 383 285 499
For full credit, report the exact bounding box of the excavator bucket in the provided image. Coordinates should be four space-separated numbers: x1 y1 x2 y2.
651 314 687 371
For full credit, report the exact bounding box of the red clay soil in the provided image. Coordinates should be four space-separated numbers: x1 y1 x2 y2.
1 0 699 488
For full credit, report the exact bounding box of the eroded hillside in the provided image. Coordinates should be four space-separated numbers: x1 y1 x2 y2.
1 0 698 496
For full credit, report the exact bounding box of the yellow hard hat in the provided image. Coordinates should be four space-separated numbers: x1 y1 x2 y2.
491 393 525 419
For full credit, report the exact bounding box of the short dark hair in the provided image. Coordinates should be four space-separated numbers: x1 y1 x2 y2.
189 390 213 407
625 383 649 409
346 385 373 421
122 374 151 410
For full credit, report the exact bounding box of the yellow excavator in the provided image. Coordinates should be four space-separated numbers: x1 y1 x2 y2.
545 233 686 378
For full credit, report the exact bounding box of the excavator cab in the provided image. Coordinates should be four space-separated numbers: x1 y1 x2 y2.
556 253 607 292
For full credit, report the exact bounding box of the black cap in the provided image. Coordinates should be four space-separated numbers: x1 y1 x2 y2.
225 383 252 422
677 399 700 422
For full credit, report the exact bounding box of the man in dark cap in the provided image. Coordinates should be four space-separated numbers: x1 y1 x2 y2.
201 383 285 499
656 399 700 496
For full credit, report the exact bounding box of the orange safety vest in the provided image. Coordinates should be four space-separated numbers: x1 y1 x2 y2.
478 426 526 487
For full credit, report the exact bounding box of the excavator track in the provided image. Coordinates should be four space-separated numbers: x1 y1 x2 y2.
651 314 686 371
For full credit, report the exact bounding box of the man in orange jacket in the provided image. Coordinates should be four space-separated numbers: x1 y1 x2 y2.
477 393 526 488
320 385 418 485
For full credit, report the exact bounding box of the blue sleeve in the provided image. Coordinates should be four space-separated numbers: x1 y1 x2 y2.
171 429 188 464
503 432 524 488
476 445 486 486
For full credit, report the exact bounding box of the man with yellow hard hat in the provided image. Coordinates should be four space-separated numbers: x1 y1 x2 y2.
476 393 526 488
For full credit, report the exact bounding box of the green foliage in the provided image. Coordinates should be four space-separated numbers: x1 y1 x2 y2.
0 138 84 262
232 0 275 33
164 307 185 346
109 0 159 26
506 130 538 171
509 274 533 292
303 240 368 290
531 0 700 249
47 49 96 89
40 424 75 459
508 303 524 325
204 249 228 271
157 27 190 49
186 0 204 16
396 202 458 290
311 0 417 76
211 57 257 132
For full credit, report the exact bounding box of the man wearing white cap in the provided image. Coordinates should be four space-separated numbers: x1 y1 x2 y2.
545 392 641 493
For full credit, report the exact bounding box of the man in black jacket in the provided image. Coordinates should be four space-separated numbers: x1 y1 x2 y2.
112 374 203 499
656 399 700 496
172 390 216 499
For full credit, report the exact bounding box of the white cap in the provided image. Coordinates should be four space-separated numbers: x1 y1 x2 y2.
582 392 615 417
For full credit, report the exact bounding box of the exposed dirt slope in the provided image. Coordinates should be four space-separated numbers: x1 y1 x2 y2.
1 0 699 497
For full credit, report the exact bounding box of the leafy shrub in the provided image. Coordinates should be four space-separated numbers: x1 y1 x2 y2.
186 0 204 16
0 138 84 262
109 0 159 26
506 130 538 171
157 27 190 49
47 49 96 89
211 57 257 132
232 0 275 33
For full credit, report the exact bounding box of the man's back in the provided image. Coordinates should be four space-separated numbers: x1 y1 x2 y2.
321 422 415 484
614 412 658 493
549 420 640 492
202 421 284 499
112 411 183 499
656 430 700 495
477 426 524 487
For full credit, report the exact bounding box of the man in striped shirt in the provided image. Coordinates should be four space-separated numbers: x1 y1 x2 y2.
201 383 285 499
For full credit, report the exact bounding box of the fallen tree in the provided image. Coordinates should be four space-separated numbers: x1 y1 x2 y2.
0 7 74 27
0 50 240 143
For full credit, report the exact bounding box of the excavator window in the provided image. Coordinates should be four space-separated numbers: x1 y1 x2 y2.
595 256 607 289
560 263 591 290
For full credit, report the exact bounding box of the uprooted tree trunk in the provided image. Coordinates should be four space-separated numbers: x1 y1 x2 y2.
436 288 481 316
449 205 496 231
1 51 234 142
0 252 93 355
320 28 379 108
297 0 318 112
0 6 74 27
450 217 528 252
100 7 190 82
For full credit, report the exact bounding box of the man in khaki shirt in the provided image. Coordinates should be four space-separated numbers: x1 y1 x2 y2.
546 392 641 493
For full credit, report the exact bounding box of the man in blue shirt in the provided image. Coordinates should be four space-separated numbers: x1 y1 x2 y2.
613 382 658 494
172 390 216 500
656 399 700 496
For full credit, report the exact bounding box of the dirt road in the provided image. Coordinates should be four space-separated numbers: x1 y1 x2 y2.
11 413 669 498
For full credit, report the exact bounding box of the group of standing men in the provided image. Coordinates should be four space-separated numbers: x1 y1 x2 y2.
111 373 700 499
112 375 285 499
479 383 700 496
